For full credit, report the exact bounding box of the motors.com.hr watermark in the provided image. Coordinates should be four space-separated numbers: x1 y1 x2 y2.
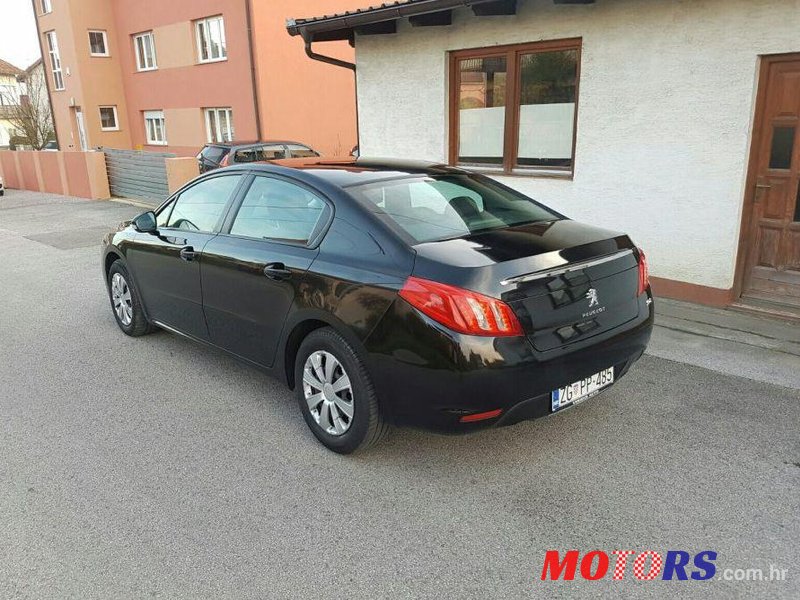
538 550 790 583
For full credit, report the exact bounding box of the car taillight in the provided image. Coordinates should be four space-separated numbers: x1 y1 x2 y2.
637 248 650 296
398 276 523 337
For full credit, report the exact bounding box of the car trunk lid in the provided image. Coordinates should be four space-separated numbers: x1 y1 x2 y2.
410 220 642 351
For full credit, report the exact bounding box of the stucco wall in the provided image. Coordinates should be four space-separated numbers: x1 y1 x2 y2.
355 0 800 290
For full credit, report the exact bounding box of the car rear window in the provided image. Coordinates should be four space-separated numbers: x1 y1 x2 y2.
346 174 559 244
199 145 228 164
287 144 319 158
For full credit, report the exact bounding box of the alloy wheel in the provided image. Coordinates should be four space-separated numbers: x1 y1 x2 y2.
111 272 133 326
302 350 354 436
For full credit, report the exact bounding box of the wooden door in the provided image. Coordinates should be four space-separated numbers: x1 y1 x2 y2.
743 56 800 306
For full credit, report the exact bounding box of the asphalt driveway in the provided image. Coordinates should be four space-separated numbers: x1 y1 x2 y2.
0 191 798 599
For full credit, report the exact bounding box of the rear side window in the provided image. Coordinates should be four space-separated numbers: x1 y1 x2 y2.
200 145 228 164
234 145 287 163
230 176 326 244
165 175 242 232
347 174 558 244
287 144 319 158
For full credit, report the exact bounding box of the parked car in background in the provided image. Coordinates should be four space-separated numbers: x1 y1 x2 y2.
197 141 319 173
101 158 653 453
0 175 4 196
42 141 59 151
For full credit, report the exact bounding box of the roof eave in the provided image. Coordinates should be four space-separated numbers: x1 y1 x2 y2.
287 0 515 43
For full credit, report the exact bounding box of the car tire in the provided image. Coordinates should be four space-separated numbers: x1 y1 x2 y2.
107 260 154 337
295 327 389 454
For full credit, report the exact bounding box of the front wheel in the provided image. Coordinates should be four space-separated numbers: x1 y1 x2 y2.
107 260 154 337
295 327 389 454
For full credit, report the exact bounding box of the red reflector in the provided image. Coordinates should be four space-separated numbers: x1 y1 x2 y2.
637 247 650 296
399 276 523 337
459 408 503 423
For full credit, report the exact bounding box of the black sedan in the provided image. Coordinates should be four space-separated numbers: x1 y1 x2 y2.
102 158 653 453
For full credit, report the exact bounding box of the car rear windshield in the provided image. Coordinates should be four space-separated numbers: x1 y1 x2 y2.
199 145 229 164
346 174 560 244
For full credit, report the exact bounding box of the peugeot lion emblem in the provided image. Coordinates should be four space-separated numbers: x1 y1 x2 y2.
586 288 599 308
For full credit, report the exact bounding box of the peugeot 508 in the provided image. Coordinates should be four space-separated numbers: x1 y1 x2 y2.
101 158 654 453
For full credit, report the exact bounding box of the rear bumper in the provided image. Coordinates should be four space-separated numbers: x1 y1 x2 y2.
363 293 654 432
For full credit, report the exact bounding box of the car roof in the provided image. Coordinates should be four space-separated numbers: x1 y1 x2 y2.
252 157 466 187
204 140 312 149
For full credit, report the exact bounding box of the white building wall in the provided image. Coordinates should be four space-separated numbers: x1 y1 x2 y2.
355 0 800 290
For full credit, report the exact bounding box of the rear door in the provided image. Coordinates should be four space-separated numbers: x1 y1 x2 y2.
201 174 331 366
126 173 244 339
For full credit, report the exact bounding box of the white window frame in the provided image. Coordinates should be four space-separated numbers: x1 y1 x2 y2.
195 16 227 63
144 110 166 145
88 30 109 57
204 107 234 143
45 31 64 91
133 32 157 72
41 0 52 15
99 106 119 131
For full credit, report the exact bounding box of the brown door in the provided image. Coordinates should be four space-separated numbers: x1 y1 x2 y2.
743 55 800 307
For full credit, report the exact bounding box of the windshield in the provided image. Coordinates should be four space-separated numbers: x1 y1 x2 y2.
346 174 560 244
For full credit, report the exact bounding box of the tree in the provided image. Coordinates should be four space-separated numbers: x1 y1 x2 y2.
0 63 54 150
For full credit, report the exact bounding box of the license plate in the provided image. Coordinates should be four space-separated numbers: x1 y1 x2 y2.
551 367 614 412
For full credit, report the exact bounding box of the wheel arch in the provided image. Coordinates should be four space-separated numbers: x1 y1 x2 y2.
281 312 369 390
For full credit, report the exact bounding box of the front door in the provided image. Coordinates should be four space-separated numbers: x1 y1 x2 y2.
75 108 88 151
125 173 244 339
743 55 800 307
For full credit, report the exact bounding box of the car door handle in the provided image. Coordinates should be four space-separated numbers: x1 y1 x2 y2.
180 246 197 261
263 262 292 280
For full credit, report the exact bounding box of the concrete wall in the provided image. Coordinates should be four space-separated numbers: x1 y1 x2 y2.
165 156 200 193
0 150 109 199
0 149 197 198
354 0 800 292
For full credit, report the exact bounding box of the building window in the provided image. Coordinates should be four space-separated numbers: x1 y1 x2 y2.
88 30 109 57
44 31 64 91
41 0 52 14
195 16 227 63
449 39 581 176
204 107 233 143
133 32 157 71
144 110 166 145
99 106 118 131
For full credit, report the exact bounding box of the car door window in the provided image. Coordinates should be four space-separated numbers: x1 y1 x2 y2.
234 145 286 163
286 144 319 158
230 176 327 244
166 175 242 232
156 198 176 227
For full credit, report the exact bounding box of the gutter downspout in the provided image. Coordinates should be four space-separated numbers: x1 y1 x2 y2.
245 0 263 140
303 39 359 154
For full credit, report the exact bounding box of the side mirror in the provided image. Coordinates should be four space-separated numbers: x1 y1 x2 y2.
132 211 157 233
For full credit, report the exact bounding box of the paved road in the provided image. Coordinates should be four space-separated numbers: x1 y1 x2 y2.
1 191 798 599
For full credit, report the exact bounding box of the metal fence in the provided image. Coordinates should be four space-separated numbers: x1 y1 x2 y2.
103 148 175 202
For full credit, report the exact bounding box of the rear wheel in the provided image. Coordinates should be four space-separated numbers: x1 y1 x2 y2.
107 260 154 336
295 327 389 454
